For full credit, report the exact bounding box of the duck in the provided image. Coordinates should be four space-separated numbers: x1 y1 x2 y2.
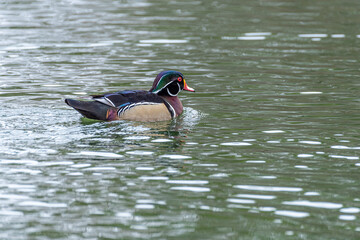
65 70 195 122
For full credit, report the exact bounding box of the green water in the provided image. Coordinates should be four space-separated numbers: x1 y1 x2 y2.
1 0 360 239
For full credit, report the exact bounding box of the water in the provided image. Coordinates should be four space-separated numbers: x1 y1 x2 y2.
1 0 360 239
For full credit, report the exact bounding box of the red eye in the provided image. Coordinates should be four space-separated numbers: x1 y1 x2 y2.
177 77 182 82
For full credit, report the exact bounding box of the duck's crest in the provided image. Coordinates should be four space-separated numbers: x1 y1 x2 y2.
149 70 183 93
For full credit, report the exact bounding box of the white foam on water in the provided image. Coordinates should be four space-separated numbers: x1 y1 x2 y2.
139 39 188 44
300 91 323 94
135 204 155 209
8 169 41 175
159 154 191 160
8 184 36 190
180 107 205 128
124 136 150 140
227 198 255 204
84 167 116 171
262 130 285 133
294 165 309 169
234 185 302 192
329 155 359 160
340 207 360 214
331 34 345 38
88 40 125 47
166 167 179 174
235 194 276 200
259 207 276 212
136 167 155 171
331 145 360 150
0 159 39 165
282 200 343 209
0 210 23 216
67 172 83 176
244 32 272 36
220 142 252 146
170 186 210 192
151 139 172 143
275 210 309 218
126 150 154 155
304 192 320 196
4 43 40 51
139 176 169 181
71 163 91 168
258 176 277 179
311 38 321 41
299 141 322 145
237 36 266 40
166 180 208 185
136 199 165 205
73 151 123 158
246 160 266 164
339 215 356 221
221 36 237 40
42 84 62 87
297 154 314 158
116 212 132 218
18 201 67 208
209 173 229 178
194 163 218 167
298 34 327 38
40 161 74 166
0 194 30 200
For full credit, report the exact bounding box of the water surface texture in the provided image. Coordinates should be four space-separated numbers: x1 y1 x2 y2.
1 0 360 239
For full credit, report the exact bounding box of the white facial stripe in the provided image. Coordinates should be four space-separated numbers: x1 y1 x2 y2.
166 88 175 96
95 97 116 107
153 74 169 93
153 80 172 94
154 80 182 96
166 82 181 96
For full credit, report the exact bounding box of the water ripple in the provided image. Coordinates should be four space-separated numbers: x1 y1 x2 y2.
139 39 188 44
227 198 255 204
220 142 252 146
275 210 310 218
235 185 303 192
166 180 208 185
18 201 67 208
69 151 124 158
329 155 359 160
338 215 356 221
159 155 191 160
282 200 343 209
170 186 210 192
235 194 276 200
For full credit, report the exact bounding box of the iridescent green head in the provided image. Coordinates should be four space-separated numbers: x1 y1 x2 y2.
149 70 194 96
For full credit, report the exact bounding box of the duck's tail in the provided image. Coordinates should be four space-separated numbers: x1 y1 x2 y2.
65 99 118 121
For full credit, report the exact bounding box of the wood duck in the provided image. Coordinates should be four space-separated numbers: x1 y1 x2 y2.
65 71 195 122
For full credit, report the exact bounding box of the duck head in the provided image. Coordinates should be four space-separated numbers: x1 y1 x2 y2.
149 70 195 96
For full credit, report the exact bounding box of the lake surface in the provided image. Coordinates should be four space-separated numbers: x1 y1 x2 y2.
1 0 360 239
